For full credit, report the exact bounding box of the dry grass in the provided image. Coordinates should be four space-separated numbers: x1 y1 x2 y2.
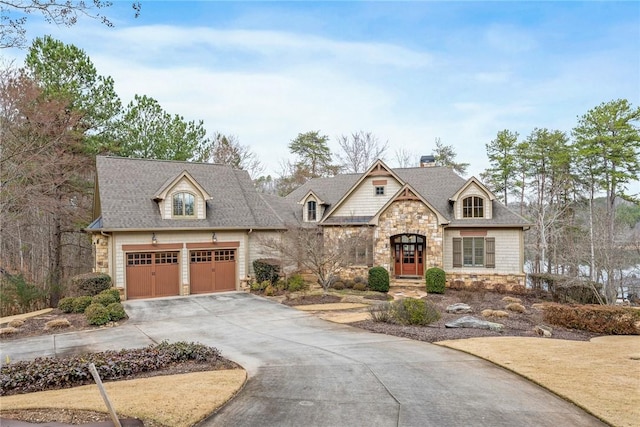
501 296 522 304
0 369 246 427
481 309 509 318
505 302 526 313
8 319 25 328
0 327 18 336
436 336 640 427
293 303 368 311
44 318 71 330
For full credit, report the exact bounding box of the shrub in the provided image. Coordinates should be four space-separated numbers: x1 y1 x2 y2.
264 284 275 296
391 298 441 326
425 267 446 294
502 296 522 304
369 302 393 323
253 259 280 285
85 303 111 326
0 274 45 315
543 304 640 335
0 341 224 396
107 302 126 321
102 288 121 303
92 291 117 307
69 273 112 297
353 283 368 292
482 309 509 318
368 267 389 292
72 296 93 313
332 281 345 290
58 297 76 313
249 280 269 292
344 280 355 289
354 276 366 285
287 274 308 292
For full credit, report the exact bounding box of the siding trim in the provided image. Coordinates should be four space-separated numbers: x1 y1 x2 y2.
186 241 241 249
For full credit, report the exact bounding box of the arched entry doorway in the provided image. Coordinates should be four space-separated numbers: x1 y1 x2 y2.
392 234 425 277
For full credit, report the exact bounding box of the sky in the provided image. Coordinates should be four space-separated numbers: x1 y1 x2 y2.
3 1 640 180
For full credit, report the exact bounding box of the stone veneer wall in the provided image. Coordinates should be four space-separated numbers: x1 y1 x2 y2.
446 272 526 291
375 200 443 274
92 234 109 274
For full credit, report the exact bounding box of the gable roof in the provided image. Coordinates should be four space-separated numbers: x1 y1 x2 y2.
283 164 529 228
90 156 286 231
449 176 497 202
319 160 406 223
153 170 212 202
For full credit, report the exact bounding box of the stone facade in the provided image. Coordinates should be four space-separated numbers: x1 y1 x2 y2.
375 200 443 275
92 234 109 274
446 272 526 291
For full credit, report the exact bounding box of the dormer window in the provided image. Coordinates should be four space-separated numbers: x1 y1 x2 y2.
173 192 195 217
463 196 484 218
375 186 385 196
307 200 317 221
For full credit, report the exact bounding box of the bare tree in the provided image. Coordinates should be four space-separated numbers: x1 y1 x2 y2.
258 226 367 293
335 131 388 173
1 0 141 48
195 132 264 179
393 147 416 168
0 64 93 306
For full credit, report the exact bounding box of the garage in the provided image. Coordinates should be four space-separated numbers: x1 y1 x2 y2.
189 249 237 294
126 251 180 299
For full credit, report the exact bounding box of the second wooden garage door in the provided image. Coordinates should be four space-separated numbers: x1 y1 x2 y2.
190 249 236 293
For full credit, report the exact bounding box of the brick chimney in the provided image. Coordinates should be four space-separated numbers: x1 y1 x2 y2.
420 155 435 167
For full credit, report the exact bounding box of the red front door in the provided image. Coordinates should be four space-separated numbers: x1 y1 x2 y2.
393 235 425 277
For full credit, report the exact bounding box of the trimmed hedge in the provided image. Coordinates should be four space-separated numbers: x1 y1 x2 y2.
543 304 640 335
253 259 280 284
57 297 75 313
368 267 389 292
72 296 93 313
425 267 446 294
68 273 112 297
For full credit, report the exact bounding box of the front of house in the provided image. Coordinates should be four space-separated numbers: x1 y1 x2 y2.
88 156 529 300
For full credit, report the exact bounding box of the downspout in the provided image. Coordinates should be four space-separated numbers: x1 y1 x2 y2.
245 229 253 289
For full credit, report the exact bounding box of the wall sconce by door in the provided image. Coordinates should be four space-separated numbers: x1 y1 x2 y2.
212 232 217 242
152 233 157 245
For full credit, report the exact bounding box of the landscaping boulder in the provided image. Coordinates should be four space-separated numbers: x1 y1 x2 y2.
534 324 553 337
445 316 504 332
446 303 472 314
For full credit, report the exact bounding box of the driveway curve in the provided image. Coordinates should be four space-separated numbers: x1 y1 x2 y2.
1 293 604 427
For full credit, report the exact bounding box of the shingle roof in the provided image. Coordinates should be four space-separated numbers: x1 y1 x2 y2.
284 166 529 227
92 156 286 231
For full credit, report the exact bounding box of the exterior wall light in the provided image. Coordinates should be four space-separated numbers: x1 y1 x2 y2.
212 232 217 242
152 233 157 245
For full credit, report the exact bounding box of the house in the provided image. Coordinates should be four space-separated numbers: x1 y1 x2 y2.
88 156 530 300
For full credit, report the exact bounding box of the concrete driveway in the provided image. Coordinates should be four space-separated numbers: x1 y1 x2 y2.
1 293 604 427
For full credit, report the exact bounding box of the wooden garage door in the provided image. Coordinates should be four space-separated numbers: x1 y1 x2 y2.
126 252 180 299
189 249 236 294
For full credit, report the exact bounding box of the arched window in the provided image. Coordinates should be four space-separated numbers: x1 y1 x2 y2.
173 192 195 217
307 200 317 221
462 196 484 218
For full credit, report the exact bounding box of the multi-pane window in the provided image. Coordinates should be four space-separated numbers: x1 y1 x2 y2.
463 237 484 266
452 236 495 268
173 192 195 217
375 186 385 196
307 200 317 221
462 196 484 218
